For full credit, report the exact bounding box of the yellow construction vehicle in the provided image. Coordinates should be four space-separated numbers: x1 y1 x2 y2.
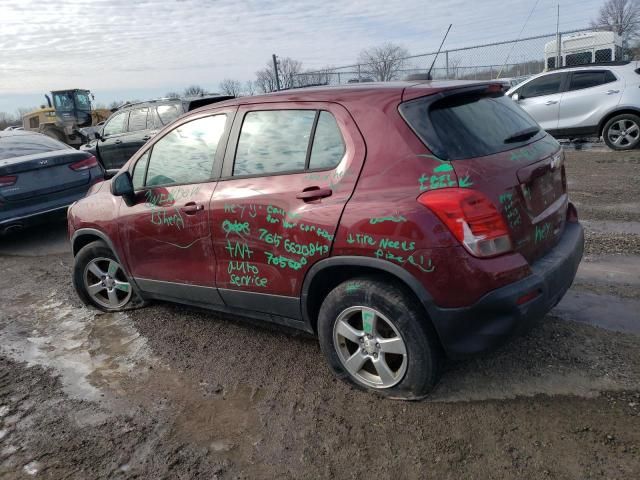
22 89 111 147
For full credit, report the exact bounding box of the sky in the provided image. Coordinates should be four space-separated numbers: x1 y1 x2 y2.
0 0 607 114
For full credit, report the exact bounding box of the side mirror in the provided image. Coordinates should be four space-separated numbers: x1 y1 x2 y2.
512 93 520 101
111 171 134 203
94 131 103 141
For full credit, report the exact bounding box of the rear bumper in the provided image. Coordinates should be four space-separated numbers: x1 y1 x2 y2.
430 222 584 358
0 189 89 228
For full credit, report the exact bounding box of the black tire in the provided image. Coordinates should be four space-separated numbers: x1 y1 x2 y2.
317 276 442 400
73 240 144 312
602 113 640 151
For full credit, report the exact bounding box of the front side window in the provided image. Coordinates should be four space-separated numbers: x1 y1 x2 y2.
128 108 149 132
103 112 128 136
144 114 227 187
74 92 91 111
519 74 562 98
132 151 150 190
233 110 316 176
53 92 75 112
568 71 616 91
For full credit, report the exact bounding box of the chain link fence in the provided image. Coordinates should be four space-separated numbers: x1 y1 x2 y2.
294 26 630 87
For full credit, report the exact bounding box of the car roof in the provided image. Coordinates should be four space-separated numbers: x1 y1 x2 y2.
192 80 502 112
0 130 43 139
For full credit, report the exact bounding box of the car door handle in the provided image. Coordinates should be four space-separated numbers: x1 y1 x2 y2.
114 139 122 144
181 202 204 214
545 100 558 105
606 89 620 94
296 187 332 201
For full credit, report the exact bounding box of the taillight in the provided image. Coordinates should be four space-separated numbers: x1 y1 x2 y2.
69 155 98 171
418 188 513 258
0 175 17 187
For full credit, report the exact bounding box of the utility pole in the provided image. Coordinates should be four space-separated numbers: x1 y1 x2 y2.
272 54 281 91
555 4 561 69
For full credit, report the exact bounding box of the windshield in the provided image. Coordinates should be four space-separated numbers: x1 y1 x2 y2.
400 90 545 160
52 91 91 112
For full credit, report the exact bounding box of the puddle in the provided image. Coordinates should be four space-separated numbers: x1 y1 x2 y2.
552 290 640 335
559 139 609 151
576 255 640 286
0 291 156 401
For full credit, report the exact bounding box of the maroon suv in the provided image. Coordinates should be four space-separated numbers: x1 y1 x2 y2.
68 81 584 399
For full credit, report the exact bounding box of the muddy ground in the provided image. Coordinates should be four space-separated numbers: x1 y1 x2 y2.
0 148 639 479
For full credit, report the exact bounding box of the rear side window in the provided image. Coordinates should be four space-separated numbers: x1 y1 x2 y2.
104 111 128 136
128 108 149 132
518 74 562 98
145 114 227 187
568 70 616 91
309 112 345 169
0 134 69 160
233 110 316 176
156 105 181 126
400 91 544 160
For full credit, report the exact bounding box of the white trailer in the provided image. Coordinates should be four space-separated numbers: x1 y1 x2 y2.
544 31 623 69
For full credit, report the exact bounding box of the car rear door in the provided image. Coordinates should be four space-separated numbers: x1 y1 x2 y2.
209 103 366 317
98 110 129 169
117 111 233 304
557 69 623 131
512 72 566 133
120 107 157 163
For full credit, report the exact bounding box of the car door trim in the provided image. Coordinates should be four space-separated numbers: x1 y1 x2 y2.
134 277 225 305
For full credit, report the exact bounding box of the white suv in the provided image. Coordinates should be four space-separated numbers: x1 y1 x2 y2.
507 62 640 150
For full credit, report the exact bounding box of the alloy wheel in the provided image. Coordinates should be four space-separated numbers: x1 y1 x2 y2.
83 257 132 309
333 306 408 389
608 119 640 148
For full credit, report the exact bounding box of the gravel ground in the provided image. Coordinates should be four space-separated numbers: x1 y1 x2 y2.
0 148 639 479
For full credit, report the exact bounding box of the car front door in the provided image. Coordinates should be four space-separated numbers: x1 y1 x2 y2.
98 110 129 169
118 111 233 305
512 72 566 133
209 103 366 319
557 69 623 131
120 107 158 165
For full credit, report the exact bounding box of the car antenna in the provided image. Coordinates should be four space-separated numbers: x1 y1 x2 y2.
426 24 452 81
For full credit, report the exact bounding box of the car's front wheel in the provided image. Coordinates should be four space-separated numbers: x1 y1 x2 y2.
317 277 442 400
603 113 640 150
73 240 139 311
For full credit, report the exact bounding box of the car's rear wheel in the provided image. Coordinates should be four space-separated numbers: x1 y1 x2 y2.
603 114 640 150
317 277 442 400
73 240 139 311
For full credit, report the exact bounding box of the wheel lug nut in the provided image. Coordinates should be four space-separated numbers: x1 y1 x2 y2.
373 353 378 358
375 343 380 348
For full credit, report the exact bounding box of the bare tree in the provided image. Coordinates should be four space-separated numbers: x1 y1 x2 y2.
591 0 640 39
255 56 303 93
183 85 206 96
358 43 410 82
165 91 181 98
244 81 256 96
219 79 242 97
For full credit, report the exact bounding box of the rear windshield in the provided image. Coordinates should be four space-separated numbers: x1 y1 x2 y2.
400 90 545 160
0 134 69 160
